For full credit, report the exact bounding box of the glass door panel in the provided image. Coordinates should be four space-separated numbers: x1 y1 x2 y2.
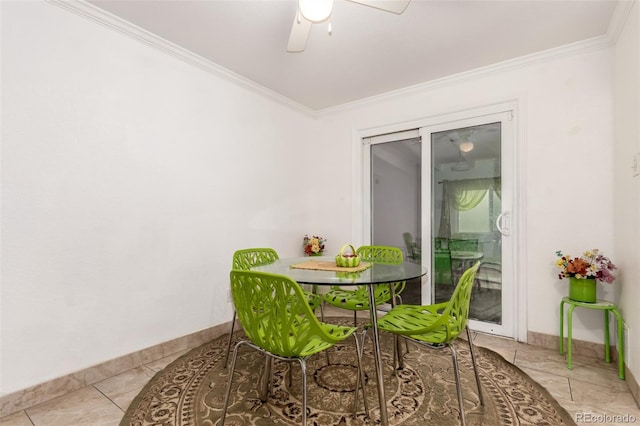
431 122 503 324
370 137 422 305
421 109 515 338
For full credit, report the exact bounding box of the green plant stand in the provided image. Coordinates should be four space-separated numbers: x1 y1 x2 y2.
559 297 625 379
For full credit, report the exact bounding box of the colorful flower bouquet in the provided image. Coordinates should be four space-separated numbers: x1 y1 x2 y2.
303 235 326 256
555 249 616 283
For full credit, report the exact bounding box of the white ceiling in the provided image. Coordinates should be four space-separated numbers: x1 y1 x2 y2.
86 0 620 111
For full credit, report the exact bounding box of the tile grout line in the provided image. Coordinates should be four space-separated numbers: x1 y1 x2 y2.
568 377 575 402
92 384 126 413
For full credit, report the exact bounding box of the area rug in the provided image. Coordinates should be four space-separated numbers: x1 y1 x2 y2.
121 320 576 425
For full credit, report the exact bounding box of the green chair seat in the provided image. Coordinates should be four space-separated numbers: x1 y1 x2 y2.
376 302 461 344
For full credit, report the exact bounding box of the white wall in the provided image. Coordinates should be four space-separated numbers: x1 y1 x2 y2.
2 0 636 397
0 1 322 394
613 0 640 382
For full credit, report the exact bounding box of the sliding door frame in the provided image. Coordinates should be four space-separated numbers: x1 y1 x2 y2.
355 100 528 342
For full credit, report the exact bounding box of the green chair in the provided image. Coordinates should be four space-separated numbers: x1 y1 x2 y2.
434 249 453 286
372 262 483 426
449 239 479 283
222 270 369 425
323 245 405 327
224 248 322 368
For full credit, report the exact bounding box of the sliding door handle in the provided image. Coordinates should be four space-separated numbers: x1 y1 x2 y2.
496 211 510 236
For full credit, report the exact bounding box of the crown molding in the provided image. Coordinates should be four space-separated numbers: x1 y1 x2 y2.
320 1 636 116
46 0 317 117
47 0 633 118
318 34 613 116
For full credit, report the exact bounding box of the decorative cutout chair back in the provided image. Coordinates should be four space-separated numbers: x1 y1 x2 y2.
230 270 349 358
232 248 279 270
324 245 405 314
357 245 403 264
224 248 281 368
356 245 405 301
436 261 481 340
378 262 480 345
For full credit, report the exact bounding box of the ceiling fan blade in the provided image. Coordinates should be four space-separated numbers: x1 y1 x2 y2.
346 0 411 14
287 11 313 53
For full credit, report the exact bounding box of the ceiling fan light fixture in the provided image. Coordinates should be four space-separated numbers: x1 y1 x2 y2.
299 0 333 23
459 141 474 153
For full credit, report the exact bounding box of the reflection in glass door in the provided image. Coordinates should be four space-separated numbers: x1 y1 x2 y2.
431 122 503 324
369 136 422 305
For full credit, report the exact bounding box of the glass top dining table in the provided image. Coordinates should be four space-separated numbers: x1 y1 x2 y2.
251 256 426 286
252 256 428 425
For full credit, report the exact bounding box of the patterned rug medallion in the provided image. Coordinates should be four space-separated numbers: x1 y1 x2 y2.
122 320 576 425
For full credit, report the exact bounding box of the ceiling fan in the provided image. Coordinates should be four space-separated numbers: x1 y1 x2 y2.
287 0 411 52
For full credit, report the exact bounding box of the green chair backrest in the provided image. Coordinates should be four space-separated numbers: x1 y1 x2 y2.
434 261 481 340
232 248 279 270
434 250 453 285
357 245 403 264
356 245 405 300
230 270 347 357
449 239 479 252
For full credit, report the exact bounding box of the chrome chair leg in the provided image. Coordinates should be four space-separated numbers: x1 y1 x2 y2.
298 359 307 426
223 310 237 368
260 356 272 401
395 295 410 355
320 303 332 365
449 343 466 426
466 327 484 405
352 333 370 418
221 340 248 425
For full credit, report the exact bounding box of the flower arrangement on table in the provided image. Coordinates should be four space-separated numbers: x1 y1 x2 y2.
555 249 616 283
303 235 326 256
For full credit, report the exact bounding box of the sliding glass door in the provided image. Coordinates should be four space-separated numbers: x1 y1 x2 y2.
421 111 514 337
363 106 516 337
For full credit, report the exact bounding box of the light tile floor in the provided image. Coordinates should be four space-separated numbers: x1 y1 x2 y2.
2 328 639 425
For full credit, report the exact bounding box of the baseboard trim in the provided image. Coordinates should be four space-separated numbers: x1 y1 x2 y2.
0 322 233 418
